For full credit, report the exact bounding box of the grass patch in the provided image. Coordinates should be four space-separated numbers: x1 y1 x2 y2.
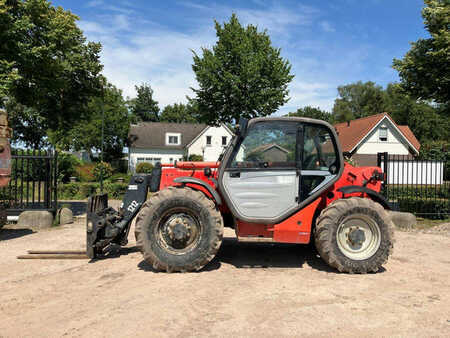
415 217 450 230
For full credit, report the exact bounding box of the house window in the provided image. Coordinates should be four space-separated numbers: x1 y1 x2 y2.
206 136 212 146
166 133 181 145
222 136 227 146
137 157 161 165
379 127 388 142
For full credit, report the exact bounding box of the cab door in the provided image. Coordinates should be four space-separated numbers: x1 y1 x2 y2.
220 120 300 221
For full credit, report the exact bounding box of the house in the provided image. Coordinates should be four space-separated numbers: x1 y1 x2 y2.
334 113 421 166
247 144 290 162
128 122 234 172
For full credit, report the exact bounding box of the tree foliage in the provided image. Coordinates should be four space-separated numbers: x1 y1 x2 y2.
0 0 103 131
159 103 198 123
393 0 450 104
286 106 333 123
332 81 386 122
50 81 131 162
331 81 448 143
5 98 49 148
190 13 294 125
129 83 160 122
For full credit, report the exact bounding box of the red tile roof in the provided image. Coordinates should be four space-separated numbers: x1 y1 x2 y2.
334 113 420 153
397 125 421 152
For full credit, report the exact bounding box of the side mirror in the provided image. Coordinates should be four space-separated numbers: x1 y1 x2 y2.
237 117 248 136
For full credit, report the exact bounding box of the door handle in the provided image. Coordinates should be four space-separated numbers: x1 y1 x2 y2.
229 172 240 178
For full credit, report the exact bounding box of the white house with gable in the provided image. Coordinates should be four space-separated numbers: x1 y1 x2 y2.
128 122 234 172
334 112 421 166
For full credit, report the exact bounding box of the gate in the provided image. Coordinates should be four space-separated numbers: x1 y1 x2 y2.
377 152 449 219
0 149 58 216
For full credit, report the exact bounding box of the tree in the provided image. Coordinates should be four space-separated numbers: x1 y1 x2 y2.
5 98 49 148
190 13 294 125
286 106 333 123
393 0 450 104
384 83 448 142
50 82 131 162
331 81 448 143
332 81 387 122
159 103 198 123
129 83 159 122
0 0 103 131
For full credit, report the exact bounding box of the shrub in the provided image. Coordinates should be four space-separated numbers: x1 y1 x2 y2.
136 162 153 174
57 153 81 183
58 182 128 200
93 161 113 181
75 163 96 182
109 173 132 183
387 185 449 200
396 197 449 220
186 154 203 162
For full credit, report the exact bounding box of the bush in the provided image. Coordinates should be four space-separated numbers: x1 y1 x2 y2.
136 162 153 174
109 173 132 183
185 154 203 162
58 153 81 183
396 197 449 220
58 182 128 200
387 185 450 200
93 161 113 181
75 163 96 182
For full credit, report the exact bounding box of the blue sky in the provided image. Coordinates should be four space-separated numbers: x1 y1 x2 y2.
53 0 428 115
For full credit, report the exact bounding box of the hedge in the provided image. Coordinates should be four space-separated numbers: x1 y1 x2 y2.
397 197 449 220
387 185 450 200
58 182 128 200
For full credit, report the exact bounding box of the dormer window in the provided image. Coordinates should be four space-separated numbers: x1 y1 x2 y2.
379 126 388 142
166 132 181 145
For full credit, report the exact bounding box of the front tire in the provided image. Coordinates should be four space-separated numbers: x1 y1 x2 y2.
315 197 394 273
135 187 223 272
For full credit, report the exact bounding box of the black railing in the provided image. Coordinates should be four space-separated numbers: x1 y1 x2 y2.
0 149 58 216
377 152 449 219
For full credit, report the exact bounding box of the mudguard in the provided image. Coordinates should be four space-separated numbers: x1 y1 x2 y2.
337 185 393 210
173 176 222 205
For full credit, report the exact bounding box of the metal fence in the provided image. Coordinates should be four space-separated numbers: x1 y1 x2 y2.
377 152 449 219
0 149 58 216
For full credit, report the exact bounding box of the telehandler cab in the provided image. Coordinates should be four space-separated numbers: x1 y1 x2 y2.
87 117 394 273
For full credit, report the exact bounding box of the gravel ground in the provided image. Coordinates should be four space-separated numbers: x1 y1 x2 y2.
0 217 449 337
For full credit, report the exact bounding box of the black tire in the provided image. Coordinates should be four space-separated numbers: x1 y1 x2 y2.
314 197 394 273
135 187 223 272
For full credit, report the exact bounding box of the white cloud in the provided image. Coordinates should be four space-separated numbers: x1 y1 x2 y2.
79 2 364 113
320 21 335 33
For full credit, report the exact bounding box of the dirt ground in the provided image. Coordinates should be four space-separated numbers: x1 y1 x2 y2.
1 216 449 338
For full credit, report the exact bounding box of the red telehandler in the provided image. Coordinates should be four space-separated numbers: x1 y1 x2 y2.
87 117 396 273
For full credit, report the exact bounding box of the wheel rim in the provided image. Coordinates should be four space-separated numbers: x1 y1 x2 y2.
336 213 381 261
157 208 202 255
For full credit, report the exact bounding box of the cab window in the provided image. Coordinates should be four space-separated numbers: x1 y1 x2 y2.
303 125 338 172
230 121 297 168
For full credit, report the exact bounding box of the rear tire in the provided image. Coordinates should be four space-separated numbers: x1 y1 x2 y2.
135 187 223 272
314 197 394 273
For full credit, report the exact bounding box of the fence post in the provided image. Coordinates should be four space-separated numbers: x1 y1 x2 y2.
53 151 58 213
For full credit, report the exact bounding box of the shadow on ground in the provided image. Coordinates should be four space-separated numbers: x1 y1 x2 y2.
0 228 34 241
137 237 342 273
